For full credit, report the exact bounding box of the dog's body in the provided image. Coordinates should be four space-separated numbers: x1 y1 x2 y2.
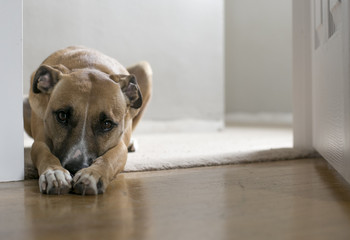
24 46 152 195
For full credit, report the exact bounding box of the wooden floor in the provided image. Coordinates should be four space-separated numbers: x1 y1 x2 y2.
1 158 350 240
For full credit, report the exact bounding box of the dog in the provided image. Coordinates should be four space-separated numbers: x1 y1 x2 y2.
23 46 152 195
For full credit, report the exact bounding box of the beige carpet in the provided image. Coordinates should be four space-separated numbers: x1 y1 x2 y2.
25 125 317 178
125 126 317 171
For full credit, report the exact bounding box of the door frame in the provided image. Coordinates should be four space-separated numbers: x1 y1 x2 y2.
0 0 24 182
3 0 343 182
292 0 313 151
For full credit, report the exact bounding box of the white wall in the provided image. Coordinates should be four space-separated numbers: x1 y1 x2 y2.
0 0 24 181
225 0 292 116
24 0 224 122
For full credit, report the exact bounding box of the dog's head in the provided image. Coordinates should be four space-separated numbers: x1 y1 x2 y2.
30 64 142 175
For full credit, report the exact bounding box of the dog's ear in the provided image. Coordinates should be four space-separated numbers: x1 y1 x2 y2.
110 74 143 109
32 65 62 94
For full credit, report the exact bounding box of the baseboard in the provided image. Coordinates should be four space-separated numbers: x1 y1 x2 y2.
225 112 293 127
134 119 225 134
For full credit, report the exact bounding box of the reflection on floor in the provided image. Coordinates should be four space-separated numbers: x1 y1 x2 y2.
1 158 350 240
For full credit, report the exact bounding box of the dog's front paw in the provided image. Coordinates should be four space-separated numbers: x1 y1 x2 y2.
73 168 105 195
39 168 72 194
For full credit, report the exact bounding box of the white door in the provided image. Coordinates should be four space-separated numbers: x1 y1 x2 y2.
311 0 350 182
0 0 24 182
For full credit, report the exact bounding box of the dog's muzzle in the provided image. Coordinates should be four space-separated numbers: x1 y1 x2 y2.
62 149 93 175
64 161 89 175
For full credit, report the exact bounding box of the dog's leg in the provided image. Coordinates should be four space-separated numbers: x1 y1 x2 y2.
32 141 73 194
23 96 32 137
72 142 128 195
126 62 152 152
30 112 72 194
127 61 152 131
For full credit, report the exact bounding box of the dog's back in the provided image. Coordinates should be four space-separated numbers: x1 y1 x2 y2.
42 46 129 76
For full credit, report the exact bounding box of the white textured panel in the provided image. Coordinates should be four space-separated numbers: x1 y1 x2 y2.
312 0 350 183
328 0 342 38
342 1 350 182
329 0 341 11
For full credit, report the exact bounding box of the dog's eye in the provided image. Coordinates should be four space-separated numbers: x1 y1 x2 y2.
56 111 68 124
101 120 114 132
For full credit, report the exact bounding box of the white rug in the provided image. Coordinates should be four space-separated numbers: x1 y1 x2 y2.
24 126 318 178
125 126 316 171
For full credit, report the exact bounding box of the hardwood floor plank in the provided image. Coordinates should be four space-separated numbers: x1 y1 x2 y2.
0 158 350 240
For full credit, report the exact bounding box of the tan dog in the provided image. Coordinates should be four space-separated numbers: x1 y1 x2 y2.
23 46 152 195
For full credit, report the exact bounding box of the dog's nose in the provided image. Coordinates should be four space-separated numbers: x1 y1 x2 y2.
64 161 89 175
